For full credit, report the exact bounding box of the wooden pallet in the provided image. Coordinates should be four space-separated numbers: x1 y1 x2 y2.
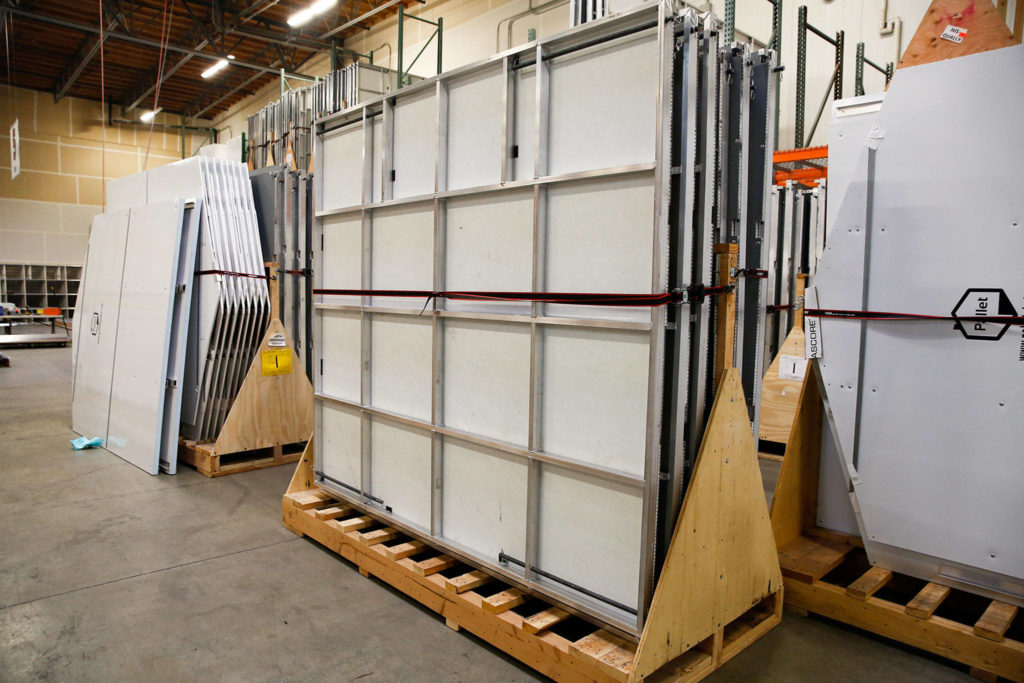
179 439 305 477
769 366 1024 682
285 369 784 681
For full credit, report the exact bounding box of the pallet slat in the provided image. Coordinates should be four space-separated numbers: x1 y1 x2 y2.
413 555 458 577
522 607 570 635
845 566 893 600
337 516 373 533
385 540 426 561
445 570 490 594
314 505 349 520
483 588 526 614
974 602 1018 643
906 583 951 619
779 536 852 582
359 528 399 546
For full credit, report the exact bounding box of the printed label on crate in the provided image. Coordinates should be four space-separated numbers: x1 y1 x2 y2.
940 25 967 43
268 333 287 347
804 286 823 358
778 355 809 381
261 348 292 376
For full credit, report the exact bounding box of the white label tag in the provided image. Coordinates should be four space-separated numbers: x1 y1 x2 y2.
268 333 287 347
779 355 808 381
9 119 20 180
940 24 967 43
804 286 823 359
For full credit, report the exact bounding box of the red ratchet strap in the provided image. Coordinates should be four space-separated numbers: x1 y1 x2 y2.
195 269 269 280
312 285 734 307
805 308 1024 325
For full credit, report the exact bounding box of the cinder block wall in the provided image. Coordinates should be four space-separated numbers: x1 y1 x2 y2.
0 85 205 265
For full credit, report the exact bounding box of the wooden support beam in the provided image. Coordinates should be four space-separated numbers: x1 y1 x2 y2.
336 516 373 533
444 570 491 594
290 490 332 510
413 555 457 577
845 566 893 600
522 607 570 635
482 588 526 614
359 528 399 546
906 583 952 619
974 601 1018 642
714 243 739 389
385 540 426 561
314 505 349 520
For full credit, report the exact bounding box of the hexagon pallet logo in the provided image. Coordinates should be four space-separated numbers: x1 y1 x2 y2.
952 288 1017 341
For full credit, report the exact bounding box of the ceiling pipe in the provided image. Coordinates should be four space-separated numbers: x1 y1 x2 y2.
496 0 568 53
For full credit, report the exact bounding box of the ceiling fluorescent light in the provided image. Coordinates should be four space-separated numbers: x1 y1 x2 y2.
201 58 230 79
287 0 337 27
140 107 162 122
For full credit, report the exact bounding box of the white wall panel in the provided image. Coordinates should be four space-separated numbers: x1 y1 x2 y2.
320 402 362 488
370 419 433 530
370 314 433 420
541 327 649 476
320 310 362 401
512 67 536 182
321 214 362 306
547 34 658 175
443 319 531 446
370 203 434 309
442 439 528 561
393 89 438 198
444 189 533 315
538 466 643 609
321 124 365 211
446 66 504 190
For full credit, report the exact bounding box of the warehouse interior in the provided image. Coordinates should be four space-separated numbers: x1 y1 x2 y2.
1 0 1022 681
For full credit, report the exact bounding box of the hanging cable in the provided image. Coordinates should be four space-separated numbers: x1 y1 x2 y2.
144 0 174 170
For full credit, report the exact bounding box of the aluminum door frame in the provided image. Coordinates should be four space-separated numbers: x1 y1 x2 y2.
312 2 702 638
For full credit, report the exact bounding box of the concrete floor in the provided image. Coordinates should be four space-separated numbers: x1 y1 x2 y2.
0 347 972 682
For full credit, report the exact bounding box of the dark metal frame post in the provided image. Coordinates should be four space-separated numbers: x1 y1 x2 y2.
795 5 807 147
397 7 444 89
795 6 845 147
856 41 894 96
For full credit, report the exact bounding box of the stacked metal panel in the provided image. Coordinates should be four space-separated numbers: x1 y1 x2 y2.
247 63 405 171
762 179 825 360
250 165 314 378
312 2 777 637
72 200 201 474
106 157 271 446
718 45 778 428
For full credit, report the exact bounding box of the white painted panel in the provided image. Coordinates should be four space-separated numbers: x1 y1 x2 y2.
107 173 148 211
537 466 642 610
320 310 362 401
370 313 432 421
393 89 437 198
545 175 654 321
71 210 130 440
447 66 503 190
370 202 434 309
548 32 658 175
444 189 533 316
370 419 432 530
320 401 361 488
442 439 527 561
542 327 649 476
146 158 202 203
444 320 530 446
322 123 365 211
513 67 536 182
106 201 185 474
321 213 362 306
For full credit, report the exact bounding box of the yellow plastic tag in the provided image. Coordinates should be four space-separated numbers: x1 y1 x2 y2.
261 348 292 376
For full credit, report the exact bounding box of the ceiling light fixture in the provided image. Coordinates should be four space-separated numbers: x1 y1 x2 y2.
140 107 162 122
201 57 231 79
287 0 338 27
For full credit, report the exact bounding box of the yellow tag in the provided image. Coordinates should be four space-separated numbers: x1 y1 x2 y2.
261 349 292 376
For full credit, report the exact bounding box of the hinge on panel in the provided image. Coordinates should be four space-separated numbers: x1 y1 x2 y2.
510 145 519 159
319 358 324 375
175 284 186 293
165 378 177 389
390 169 396 182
